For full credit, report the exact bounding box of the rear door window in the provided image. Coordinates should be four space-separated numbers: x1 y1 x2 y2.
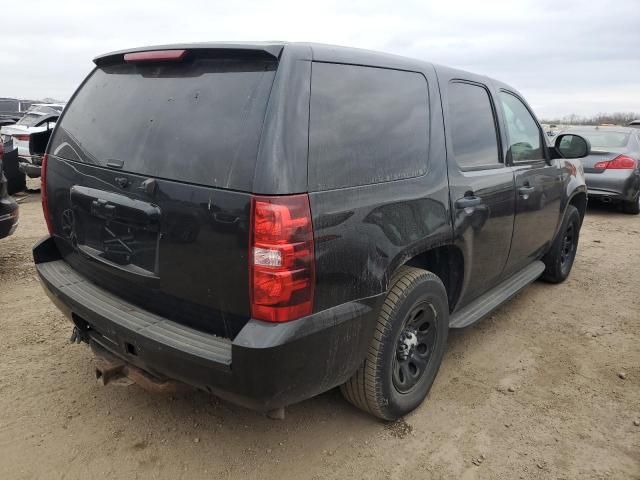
308 63 429 191
447 82 500 169
49 54 277 190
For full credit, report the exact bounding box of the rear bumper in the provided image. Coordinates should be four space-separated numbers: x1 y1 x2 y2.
585 170 640 201
33 236 381 411
0 196 19 239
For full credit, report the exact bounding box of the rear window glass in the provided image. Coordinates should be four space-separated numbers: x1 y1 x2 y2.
50 54 277 190
308 63 429 191
572 131 630 149
16 113 43 126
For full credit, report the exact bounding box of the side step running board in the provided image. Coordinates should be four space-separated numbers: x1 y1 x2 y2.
449 261 545 329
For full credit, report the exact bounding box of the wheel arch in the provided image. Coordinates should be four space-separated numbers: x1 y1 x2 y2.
568 190 587 225
398 245 465 313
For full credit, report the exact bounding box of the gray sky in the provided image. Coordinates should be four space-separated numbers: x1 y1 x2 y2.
2 0 639 119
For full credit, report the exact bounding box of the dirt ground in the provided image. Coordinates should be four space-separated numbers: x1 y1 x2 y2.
0 192 638 480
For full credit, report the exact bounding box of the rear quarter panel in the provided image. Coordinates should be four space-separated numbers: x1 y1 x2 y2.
309 63 452 311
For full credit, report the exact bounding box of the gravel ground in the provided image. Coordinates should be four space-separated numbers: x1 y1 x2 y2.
0 192 638 480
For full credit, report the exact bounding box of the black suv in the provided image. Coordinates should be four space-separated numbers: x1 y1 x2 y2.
34 43 591 420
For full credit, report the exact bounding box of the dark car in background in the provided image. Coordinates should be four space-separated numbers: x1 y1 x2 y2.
0 143 19 240
560 126 640 214
0 132 25 194
33 42 591 420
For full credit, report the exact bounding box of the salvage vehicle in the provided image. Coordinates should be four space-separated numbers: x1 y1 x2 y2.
33 43 591 420
1 104 63 157
560 126 640 214
15 122 57 180
0 105 62 181
0 142 19 239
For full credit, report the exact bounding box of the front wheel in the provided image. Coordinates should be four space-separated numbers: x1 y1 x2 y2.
541 205 581 283
340 266 449 420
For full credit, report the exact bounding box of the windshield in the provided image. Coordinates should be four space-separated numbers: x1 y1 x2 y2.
49 54 277 190
574 131 630 149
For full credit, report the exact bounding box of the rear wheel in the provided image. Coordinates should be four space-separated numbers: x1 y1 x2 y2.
541 205 581 283
340 266 448 420
622 191 640 215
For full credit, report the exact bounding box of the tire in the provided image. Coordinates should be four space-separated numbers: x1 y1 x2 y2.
622 191 640 215
541 205 581 283
340 266 449 420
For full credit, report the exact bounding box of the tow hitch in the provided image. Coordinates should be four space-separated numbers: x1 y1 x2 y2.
91 342 189 394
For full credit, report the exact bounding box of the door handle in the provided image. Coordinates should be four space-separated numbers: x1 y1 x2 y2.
518 186 535 198
455 196 482 209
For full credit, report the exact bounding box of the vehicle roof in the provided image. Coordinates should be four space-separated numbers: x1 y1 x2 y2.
93 41 517 92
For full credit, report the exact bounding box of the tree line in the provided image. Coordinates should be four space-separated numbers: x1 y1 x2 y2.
540 112 640 126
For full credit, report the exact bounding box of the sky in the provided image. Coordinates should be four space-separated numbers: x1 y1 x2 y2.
2 0 639 119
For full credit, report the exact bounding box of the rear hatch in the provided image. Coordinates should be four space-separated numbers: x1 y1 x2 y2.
45 48 279 339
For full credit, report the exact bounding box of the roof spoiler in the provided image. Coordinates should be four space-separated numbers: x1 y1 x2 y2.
93 42 285 67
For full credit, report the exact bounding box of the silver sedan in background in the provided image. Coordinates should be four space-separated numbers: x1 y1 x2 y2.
560 126 640 214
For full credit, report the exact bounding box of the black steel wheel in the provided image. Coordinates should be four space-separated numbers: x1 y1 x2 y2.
341 266 449 420
392 302 439 393
542 205 581 283
559 223 576 271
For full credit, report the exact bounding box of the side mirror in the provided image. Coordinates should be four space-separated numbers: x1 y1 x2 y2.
552 133 591 159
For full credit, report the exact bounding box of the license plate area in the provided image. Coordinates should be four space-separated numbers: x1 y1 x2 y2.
70 186 161 278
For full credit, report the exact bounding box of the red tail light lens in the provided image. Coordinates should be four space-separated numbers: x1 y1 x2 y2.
0 141 4 160
594 155 637 170
250 194 315 322
14 134 30 141
124 50 187 63
41 154 54 235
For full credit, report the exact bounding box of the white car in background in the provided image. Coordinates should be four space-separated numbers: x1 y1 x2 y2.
0 104 64 180
0 103 64 157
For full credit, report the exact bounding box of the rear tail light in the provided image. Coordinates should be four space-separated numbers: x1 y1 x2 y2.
13 134 30 141
594 155 637 170
250 194 315 322
124 50 187 63
41 154 54 235
0 141 4 160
